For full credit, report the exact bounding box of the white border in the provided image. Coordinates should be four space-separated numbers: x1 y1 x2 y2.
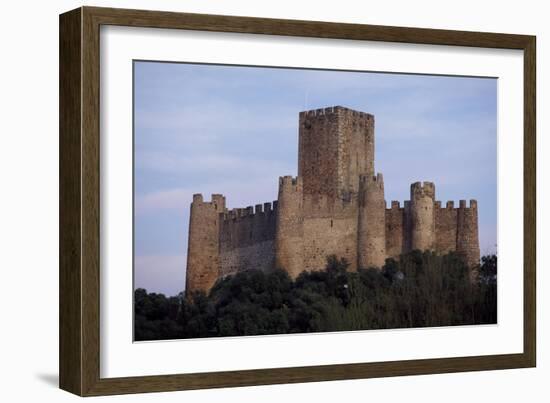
100 25 524 378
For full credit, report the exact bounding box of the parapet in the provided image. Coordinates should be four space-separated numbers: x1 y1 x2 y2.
410 181 435 199
359 173 384 189
458 199 477 209
433 199 477 211
278 175 303 192
386 200 404 211
299 105 374 121
222 200 278 222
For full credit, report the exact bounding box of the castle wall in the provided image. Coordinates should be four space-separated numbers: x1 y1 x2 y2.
385 201 406 259
219 203 277 277
301 194 358 272
435 201 458 254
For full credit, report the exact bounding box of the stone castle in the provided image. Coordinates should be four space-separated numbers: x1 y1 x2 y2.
186 106 480 294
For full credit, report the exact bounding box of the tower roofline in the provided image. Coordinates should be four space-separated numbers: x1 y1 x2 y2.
299 105 374 119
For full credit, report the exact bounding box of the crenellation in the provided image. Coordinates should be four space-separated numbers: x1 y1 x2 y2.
186 106 480 295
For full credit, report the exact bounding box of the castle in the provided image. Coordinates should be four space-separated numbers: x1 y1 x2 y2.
185 106 480 295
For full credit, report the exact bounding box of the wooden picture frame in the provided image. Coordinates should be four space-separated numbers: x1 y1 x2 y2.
59 6 536 396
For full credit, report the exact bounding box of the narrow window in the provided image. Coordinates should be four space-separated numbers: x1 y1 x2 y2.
330 219 333 228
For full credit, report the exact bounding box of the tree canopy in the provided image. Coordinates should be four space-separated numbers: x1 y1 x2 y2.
135 251 497 341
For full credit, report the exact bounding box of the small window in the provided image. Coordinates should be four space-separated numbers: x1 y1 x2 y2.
330 219 333 228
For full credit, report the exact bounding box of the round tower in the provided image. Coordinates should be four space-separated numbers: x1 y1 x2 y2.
357 173 386 269
410 182 436 251
185 193 225 296
275 176 304 278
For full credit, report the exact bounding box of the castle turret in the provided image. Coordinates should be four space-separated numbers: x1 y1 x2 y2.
457 200 480 267
410 182 436 251
275 176 304 278
358 173 386 269
185 193 225 295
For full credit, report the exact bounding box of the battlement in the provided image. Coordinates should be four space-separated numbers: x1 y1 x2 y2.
387 200 402 210
431 199 477 211
459 199 478 209
191 193 226 210
360 173 384 183
299 105 374 120
279 175 303 191
411 181 435 199
222 201 278 222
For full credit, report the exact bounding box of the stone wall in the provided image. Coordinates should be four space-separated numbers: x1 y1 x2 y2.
385 201 405 259
219 202 277 277
219 240 276 277
435 201 458 254
302 216 358 272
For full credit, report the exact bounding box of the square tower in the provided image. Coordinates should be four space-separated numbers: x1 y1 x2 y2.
298 106 375 200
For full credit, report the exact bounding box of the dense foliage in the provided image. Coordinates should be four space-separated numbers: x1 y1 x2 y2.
134 251 497 341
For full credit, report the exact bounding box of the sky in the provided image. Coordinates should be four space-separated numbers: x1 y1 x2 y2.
134 61 497 296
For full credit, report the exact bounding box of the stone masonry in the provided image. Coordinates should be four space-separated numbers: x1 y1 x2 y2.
185 106 480 295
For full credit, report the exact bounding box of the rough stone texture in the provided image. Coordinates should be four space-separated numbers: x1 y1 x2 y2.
185 194 224 294
358 174 386 268
457 200 481 267
385 201 405 259
275 176 304 278
219 203 277 277
298 106 374 200
185 106 481 295
435 201 458 254
410 182 436 251
219 240 276 277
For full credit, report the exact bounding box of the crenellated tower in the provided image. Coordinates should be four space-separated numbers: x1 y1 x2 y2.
410 182 436 252
298 106 374 200
275 176 304 278
358 173 386 269
457 200 481 267
185 193 225 295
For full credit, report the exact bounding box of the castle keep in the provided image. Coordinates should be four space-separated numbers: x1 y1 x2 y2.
186 106 480 294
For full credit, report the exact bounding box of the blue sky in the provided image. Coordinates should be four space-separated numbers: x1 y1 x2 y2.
134 61 497 296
